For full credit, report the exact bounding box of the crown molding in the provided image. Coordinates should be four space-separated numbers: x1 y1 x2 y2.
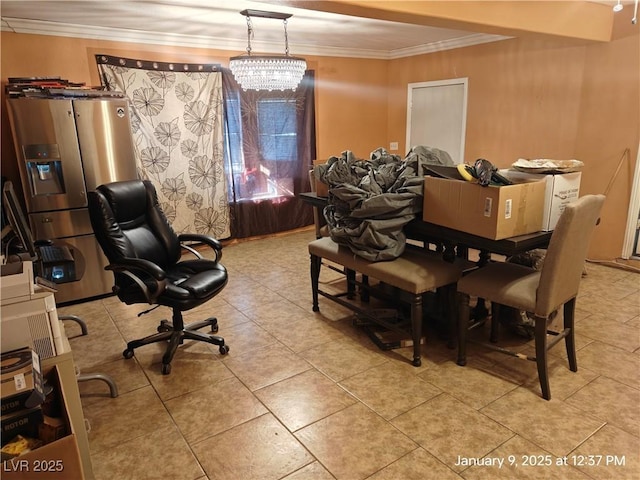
387 33 511 60
1 17 510 60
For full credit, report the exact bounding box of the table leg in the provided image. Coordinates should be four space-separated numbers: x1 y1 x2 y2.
472 249 491 320
457 292 470 366
411 294 423 367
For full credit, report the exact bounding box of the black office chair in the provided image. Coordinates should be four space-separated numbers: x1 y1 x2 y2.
88 179 229 375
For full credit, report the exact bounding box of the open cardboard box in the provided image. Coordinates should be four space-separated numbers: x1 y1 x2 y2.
423 176 546 240
2 365 83 480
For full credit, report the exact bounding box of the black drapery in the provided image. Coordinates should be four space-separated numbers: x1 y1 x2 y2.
222 68 316 238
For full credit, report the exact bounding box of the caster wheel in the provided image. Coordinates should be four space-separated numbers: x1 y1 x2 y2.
207 317 219 333
219 345 230 355
161 363 171 375
157 325 170 333
123 349 134 359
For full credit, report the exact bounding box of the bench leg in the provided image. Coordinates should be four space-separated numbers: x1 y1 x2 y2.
346 268 356 299
310 253 321 312
411 294 423 367
360 275 370 302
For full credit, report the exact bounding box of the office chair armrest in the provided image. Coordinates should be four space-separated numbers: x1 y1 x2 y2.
178 234 223 262
106 258 168 304
107 257 166 279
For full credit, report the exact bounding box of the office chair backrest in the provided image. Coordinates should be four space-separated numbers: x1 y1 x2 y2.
535 194 605 317
88 180 181 270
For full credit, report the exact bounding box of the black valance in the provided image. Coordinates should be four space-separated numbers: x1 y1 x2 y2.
95 54 221 73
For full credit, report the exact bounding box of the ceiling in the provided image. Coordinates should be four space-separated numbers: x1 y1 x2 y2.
0 1 627 60
0 0 512 59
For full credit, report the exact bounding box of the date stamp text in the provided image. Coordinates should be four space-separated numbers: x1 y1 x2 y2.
454 454 626 468
3 459 65 473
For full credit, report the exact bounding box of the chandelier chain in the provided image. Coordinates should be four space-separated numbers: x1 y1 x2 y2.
246 16 253 55
283 19 290 56
230 10 307 91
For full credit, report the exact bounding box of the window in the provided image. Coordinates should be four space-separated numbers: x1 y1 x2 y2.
225 94 299 201
257 99 297 162
224 96 243 175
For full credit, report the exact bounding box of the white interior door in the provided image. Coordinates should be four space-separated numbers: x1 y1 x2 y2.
406 78 468 163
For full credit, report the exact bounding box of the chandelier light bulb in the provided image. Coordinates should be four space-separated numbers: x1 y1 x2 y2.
613 0 623 12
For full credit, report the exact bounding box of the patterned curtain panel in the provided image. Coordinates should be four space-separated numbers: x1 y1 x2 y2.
95 55 230 239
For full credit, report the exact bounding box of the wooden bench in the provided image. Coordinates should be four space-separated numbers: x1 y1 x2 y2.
309 237 466 366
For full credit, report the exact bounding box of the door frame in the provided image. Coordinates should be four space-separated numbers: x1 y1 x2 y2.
622 143 640 259
405 77 468 163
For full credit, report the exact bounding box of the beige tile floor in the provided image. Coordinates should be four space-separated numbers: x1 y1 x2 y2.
59 228 640 480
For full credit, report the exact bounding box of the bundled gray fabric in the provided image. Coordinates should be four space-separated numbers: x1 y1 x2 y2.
315 146 453 261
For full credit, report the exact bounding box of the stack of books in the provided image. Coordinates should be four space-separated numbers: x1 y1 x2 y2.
5 77 120 98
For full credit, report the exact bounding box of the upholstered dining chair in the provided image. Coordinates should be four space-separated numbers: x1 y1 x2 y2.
88 179 229 375
456 194 605 400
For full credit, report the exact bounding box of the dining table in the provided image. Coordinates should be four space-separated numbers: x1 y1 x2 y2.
299 191 553 259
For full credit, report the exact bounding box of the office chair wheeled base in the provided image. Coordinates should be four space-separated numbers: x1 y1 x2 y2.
122 309 228 375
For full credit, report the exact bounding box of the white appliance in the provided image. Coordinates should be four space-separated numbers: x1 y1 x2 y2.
1 290 64 360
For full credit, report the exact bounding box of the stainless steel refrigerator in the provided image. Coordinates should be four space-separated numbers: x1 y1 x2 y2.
6 96 138 304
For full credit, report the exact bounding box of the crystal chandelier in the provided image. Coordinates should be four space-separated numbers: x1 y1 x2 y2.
229 9 307 92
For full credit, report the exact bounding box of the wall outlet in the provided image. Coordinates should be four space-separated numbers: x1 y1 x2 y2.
389 141 399 151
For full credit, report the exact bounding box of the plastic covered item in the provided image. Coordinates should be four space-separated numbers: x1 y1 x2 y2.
512 158 584 174
315 145 453 261
456 159 512 186
473 158 496 186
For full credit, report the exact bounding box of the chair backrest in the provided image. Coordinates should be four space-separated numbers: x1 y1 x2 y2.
535 194 605 316
88 180 181 270
309 169 324 238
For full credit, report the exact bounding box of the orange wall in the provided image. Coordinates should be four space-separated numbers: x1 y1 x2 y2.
313 56 389 160
575 32 640 262
387 38 587 162
2 26 638 260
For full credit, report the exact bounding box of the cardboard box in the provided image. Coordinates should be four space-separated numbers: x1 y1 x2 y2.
37 415 66 444
1 349 46 416
1 366 83 480
1 407 44 446
312 159 329 197
503 170 581 231
423 176 546 240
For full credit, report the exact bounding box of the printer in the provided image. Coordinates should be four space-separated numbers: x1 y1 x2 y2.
1 261 64 359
